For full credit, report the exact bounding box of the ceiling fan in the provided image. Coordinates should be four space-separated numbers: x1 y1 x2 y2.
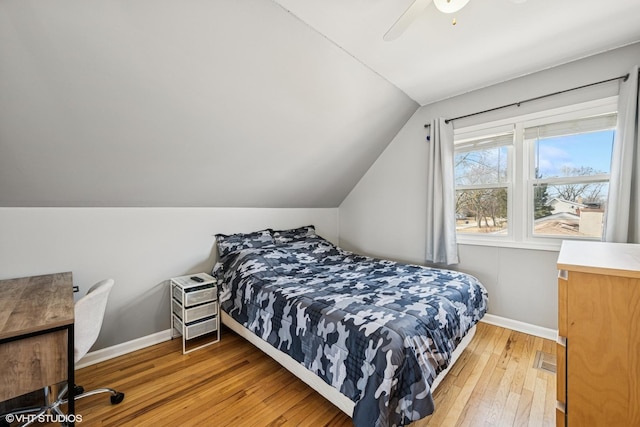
384 0 527 41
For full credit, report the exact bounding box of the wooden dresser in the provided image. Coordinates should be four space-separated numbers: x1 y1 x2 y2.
556 241 640 426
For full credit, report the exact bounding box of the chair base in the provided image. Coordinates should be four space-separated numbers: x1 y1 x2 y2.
0 384 124 427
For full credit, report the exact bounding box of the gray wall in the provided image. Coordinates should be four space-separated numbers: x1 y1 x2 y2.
0 0 417 208
339 42 640 330
0 207 338 350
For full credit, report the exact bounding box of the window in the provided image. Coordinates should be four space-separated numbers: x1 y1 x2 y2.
528 113 615 239
454 98 617 249
455 132 512 235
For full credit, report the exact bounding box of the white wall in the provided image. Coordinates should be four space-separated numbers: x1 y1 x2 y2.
0 207 338 350
339 42 640 330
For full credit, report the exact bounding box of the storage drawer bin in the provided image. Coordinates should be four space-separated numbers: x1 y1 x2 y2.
172 285 183 304
173 315 183 336
173 300 217 324
184 316 218 340
173 285 217 307
185 287 216 306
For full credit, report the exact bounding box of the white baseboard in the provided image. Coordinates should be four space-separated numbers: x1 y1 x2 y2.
75 315 557 370
76 329 173 369
480 314 557 341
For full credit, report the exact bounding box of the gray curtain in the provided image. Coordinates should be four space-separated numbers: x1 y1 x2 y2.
605 66 640 244
426 118 458 264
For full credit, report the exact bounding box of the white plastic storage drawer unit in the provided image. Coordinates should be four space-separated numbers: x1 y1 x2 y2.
170 273 220 354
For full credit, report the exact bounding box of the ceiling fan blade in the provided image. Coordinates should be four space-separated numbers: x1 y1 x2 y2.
384 0 433 41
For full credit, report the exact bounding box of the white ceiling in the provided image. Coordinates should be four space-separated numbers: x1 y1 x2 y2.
273 0 640 105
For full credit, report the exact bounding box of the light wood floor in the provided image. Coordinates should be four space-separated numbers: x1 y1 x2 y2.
60 322 556 426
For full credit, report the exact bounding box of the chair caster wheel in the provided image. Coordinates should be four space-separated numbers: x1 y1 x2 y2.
74 385 85 395
110 392 125 404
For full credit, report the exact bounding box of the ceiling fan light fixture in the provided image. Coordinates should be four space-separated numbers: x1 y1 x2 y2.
433 0 470 14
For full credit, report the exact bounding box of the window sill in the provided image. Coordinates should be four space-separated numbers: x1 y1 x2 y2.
456 237 562 252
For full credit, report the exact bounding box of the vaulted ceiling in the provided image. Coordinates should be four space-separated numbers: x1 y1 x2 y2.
0 0 417 207
275 0 640 105
1 0 639 207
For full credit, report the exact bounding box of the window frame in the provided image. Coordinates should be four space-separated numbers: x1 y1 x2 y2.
453 96 618 251
454 126 514 242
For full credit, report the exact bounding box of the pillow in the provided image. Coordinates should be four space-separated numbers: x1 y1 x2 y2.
272 225 316 244
215 229 275 258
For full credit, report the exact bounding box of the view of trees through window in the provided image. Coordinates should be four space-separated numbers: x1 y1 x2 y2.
455 144 509 234
454 111 616 240
456 188 508 233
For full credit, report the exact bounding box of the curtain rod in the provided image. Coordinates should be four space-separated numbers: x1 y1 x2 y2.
423 72 631 129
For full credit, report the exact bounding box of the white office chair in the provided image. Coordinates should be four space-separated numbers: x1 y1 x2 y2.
1 279 125 427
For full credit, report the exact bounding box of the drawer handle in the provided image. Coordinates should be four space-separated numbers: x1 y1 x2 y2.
558 269 568 280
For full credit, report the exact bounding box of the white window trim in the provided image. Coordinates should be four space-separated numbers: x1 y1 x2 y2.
532 174 610 186
454 96 618 251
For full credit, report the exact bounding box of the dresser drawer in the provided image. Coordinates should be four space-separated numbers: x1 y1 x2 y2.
557 270 568 337
556 407 566 427
556 339 566 405
172 299 217 324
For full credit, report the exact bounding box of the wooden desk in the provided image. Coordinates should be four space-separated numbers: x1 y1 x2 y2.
0 272 75 422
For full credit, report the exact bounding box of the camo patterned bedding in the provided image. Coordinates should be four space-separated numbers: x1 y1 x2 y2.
213 232 487 427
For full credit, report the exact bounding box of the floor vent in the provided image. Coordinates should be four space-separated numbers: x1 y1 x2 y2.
533 350 557 374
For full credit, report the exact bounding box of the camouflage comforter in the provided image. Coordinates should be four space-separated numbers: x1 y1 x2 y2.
213 237 487 427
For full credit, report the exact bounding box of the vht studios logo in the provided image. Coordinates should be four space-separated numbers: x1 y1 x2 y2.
4 413 83 424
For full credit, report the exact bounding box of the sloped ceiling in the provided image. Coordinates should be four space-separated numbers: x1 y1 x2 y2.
2 1 639 208
0 0 418 207
276 0 640 105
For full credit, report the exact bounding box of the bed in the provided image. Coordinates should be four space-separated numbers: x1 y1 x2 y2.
212 226 488 427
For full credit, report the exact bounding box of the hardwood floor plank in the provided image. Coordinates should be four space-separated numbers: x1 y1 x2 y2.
528 377 548 426
523 337 544 392
514 388 535 426
420 382 462 426
543 368 556 426
485 355 519 425
498 391 521 426
509 332 530 395
39 323 556 427
428 350 489 426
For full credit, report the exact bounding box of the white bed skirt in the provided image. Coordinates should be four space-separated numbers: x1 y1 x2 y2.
221 310 477 417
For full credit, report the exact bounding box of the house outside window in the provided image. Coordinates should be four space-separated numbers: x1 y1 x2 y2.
453 98 617 250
